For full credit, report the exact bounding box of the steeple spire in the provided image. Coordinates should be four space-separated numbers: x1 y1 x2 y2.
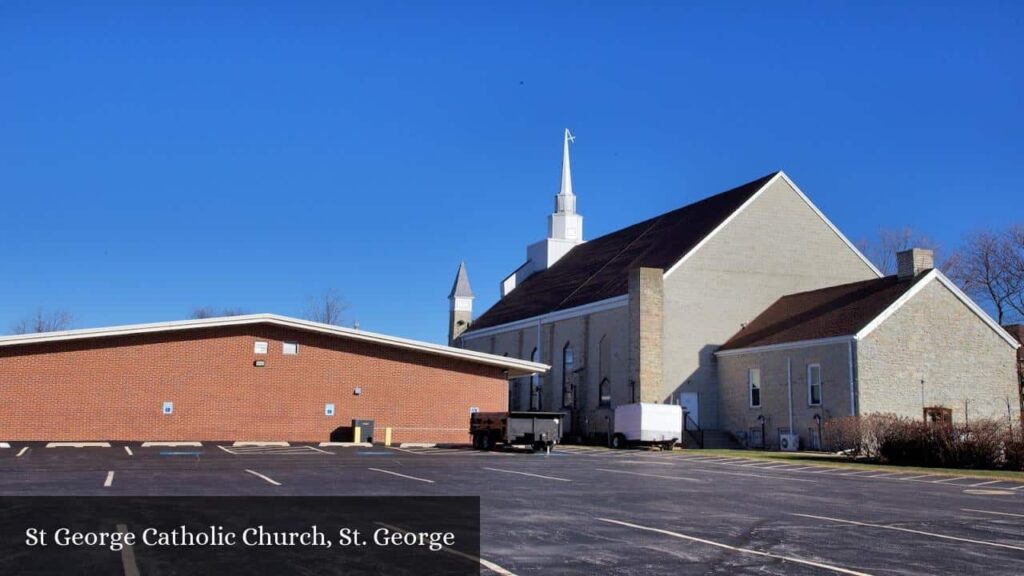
560 128 575 200
449 261 473 299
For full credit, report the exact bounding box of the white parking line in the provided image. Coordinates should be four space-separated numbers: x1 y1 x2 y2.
45 442 111 448
1012 484 1024 491
931 476 969 484
16 447 28 457
898 474 936 481
368 468 435 484
961 508 1024 518
967 480 1001 487
244 469 281 486
103 471 115 488
124 446 133 456
482 467 572 482
375 522 515 575
792 513 1024 552
616 460 677 466
598 518 872 575
596 468 702 483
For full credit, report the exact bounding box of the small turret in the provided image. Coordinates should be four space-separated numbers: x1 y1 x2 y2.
448 262 474 345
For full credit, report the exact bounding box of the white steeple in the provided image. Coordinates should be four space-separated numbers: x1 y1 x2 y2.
501 128 587 298
548 128 583 242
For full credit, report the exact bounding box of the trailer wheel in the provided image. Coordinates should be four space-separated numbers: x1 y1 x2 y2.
472 434 481 449
480 434 493 451
611 433 627 450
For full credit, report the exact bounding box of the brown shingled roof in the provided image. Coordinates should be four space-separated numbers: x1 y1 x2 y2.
719 274 928 351
468 172 780 331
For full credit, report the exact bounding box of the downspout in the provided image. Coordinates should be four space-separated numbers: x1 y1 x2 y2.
848 339 856 416
787 357 794 434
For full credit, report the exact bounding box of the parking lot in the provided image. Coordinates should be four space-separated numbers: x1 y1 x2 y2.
1 442 1022 575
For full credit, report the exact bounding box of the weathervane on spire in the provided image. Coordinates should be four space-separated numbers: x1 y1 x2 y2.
565 128 575 144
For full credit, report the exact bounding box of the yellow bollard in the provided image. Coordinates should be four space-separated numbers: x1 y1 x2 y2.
384 427 392 447
353 425 361 444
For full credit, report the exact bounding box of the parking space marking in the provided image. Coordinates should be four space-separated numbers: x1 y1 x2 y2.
685 467 819 483
967 480 1001 487
103 471 115 487
375 522 515 576
244 469 281 486
932 476 970 484
597 518 873 576
596 468 701 483
961 508 1024 518
124 446 133 456
482 467 572 482
1012 484 1024 491
898 474 936 481
46 442 111 448
616 459 677 466
117 524 141 576
792 513 1024 552
220 445 330 456
16 447 28 457
368 468 435 484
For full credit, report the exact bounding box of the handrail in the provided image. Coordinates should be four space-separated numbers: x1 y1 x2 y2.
683 412 704 449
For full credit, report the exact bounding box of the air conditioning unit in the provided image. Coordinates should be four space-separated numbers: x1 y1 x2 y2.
779 433 800 452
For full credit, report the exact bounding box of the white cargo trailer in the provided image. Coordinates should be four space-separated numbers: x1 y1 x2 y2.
611 403 682 449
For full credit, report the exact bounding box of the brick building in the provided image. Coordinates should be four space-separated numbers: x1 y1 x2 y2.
0 314 546 443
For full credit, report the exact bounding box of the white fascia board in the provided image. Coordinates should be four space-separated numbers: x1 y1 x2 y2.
854 271 937 341
663 172 780 279
776 172 883 278
714 335 855 358
665 172 881 281
853 270 1020 349
460 295 629 341
0 313 550 377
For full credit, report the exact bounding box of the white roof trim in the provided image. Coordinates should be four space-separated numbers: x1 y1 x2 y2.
715 336 854 357
664 171 882 280
0 313 550 376
461 295 628 340
855 270 1020 349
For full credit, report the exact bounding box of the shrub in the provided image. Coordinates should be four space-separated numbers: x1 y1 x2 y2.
826 414 1022 471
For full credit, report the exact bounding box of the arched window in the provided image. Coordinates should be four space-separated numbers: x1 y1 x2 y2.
530 347 540 410
599 378 611 407
562 342 575 408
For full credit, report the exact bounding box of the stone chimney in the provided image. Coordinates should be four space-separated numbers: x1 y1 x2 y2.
896 248 934 280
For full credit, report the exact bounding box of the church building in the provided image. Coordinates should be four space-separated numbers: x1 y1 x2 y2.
448 131 1020 449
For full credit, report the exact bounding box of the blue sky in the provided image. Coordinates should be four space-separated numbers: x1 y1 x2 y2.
1 2 1021 343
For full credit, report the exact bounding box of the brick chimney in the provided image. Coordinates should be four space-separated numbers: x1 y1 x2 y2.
896 248 934 280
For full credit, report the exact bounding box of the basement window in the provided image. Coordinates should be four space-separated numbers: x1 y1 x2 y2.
283 341 299 355
748 368 761 408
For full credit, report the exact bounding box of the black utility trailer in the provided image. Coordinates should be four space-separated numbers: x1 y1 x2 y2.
470 411 562 452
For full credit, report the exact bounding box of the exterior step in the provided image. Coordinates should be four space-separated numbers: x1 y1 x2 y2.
692 430 742 450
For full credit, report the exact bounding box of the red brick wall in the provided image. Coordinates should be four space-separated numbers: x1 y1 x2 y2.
0 324 508 443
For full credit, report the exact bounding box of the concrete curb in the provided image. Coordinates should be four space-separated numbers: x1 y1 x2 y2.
46 442 111 448
318 442 372 448
141 442 203 447
233 441 290 447
399 443 437 448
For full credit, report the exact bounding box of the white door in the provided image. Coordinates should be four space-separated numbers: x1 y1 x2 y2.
680 393 699 428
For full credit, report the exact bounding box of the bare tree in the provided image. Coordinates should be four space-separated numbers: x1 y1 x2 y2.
189 307 247 319
860 227 941 275
304 289 348 326
10 308 74 335
946 228 1023 324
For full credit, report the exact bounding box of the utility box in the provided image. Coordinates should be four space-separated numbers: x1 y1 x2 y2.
352 419 375 443
612 403 681 449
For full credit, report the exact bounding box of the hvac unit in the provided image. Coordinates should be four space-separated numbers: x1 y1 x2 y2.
779 433 800 452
